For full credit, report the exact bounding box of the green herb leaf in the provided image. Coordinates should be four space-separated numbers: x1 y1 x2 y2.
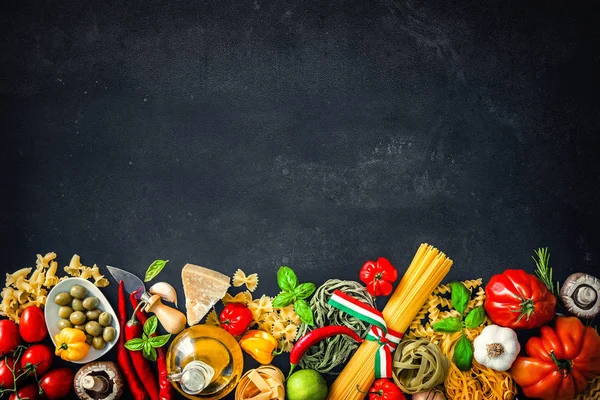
144 315 158 336
277 266 297 292
144 259 169 282
450 281 471 316
465 306 485 329
124 338 145 351
143 344 157 361
148 334 171 348
294 299 314 326
272 292 295 308
294 282 316 300
432 317 463 333
453 333 474 371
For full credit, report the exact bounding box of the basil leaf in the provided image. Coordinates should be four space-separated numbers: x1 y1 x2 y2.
148 334 171 348
432 317 463 333
143 344 157 361
294 299 314 326
277 266 297 292
124 338 145 351
450 281 471 316
144 315 158 336
272 292 295 308
454 333 474 371
465 306 485 329
144 259 169 282
294 282 316 300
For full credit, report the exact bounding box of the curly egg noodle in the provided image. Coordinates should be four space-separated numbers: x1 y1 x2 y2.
405 279 518 400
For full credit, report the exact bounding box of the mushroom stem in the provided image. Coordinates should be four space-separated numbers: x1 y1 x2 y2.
82 375 110 393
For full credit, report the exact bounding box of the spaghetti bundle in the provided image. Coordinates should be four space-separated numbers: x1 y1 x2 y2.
326 244 453 400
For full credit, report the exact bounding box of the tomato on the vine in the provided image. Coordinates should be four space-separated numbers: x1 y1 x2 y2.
39 368 75 399
19 307 47 343
20 343 54 376
0 319 22 355
0 356 18 390
8 382 42 400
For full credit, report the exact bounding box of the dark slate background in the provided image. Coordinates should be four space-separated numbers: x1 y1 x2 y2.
1 0 599 399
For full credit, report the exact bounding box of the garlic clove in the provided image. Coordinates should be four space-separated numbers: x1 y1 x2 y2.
149 282 178 307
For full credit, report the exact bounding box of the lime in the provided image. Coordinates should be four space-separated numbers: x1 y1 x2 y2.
286 369 328 400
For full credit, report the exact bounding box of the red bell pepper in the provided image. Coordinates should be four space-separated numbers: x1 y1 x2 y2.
484 269 556 329
359 257 398 297
219 303 253 336
367 379 405 400
511 316 600 400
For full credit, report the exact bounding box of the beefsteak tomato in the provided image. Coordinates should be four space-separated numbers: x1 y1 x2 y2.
19 306 47 343
484 269 556 329
0 319 22 355
39 368 75 399
20 343 54 376
511 316 600 400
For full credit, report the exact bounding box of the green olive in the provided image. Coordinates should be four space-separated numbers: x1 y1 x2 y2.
85 321 102 336
71 298 85 312
85 334 93 345
86 309 101 320
102 326 116 342
92 337 106 350
69 311 86 325
98 312 112 327
54 292 72 306
57 319 72 330
58 306 73 319
82 297 99 310
69 285 87 300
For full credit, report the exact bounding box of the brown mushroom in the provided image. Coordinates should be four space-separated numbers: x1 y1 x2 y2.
74 361 124 400
560 273 600 319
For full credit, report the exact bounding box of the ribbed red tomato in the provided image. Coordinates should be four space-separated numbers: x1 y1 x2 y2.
39 368 75 399
0 319 22 355
20 343 54 376
19 306 47 343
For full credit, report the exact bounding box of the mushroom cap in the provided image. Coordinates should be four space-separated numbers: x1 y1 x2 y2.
560 272 600 319
73 361 124 400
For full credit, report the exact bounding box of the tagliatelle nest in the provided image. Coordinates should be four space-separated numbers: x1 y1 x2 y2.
1 253 109 322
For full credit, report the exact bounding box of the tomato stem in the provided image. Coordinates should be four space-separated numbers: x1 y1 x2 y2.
549 350 571 375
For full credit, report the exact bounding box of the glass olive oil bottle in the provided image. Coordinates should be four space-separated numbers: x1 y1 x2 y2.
166 324 244 400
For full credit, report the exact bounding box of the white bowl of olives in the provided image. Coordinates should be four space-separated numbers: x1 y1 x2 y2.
45 277 120 363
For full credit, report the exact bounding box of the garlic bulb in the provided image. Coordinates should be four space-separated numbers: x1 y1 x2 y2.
149 282 178 306
413 390 446 400
473 325 520 371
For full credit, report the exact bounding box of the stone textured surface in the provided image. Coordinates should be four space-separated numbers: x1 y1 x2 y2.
1 0 599 398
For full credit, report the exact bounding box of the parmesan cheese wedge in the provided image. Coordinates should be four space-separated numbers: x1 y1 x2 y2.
181 263 230 326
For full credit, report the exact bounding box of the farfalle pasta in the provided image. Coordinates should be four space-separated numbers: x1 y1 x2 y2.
232 269 259 292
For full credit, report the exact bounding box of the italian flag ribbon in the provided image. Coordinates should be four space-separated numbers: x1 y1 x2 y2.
328 289 403 379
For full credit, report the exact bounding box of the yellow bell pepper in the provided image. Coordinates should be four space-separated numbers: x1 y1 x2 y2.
239 329 279 364
54 327 90 361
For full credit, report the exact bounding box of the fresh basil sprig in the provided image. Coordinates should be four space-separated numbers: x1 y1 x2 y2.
272 266 316 326
144 259 169 282
125 315 171 361
432 281 486 371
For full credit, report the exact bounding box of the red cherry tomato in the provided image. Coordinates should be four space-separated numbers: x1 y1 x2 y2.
0 319 22 355
19 306 47 343
9 382 42 400
20 343 54 376
0 356 18 390
39 368 75 399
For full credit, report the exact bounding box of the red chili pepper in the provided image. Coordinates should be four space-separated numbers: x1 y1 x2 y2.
359 257 398 297
289 325 363 375
117 281 148 400
219 303 253 336
126 293 160 400
131 293 174 400
366 379 406 400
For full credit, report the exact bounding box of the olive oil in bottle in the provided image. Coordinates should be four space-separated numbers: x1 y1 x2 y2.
166 324 244 400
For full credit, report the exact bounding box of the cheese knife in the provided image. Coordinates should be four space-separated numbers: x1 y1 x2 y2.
107 265 187 334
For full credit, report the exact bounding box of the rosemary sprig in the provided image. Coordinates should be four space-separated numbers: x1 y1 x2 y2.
532 247 560 297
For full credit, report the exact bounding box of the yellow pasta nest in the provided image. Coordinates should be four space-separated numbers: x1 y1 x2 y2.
577 375 600 400
406 279 517 400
